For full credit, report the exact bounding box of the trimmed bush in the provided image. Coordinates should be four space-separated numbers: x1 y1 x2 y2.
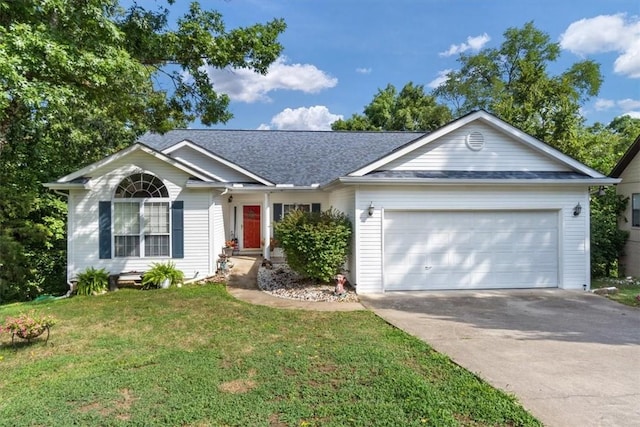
76 267 109 296
275 208 352 282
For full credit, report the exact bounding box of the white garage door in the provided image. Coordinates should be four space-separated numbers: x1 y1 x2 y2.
383 211 558 290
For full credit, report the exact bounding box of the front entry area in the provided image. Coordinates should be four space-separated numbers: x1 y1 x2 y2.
383 210 559 290
243 205 261 249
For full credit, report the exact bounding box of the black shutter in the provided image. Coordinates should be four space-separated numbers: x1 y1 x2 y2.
172 201 184 258
273 203 283 222
98 201 111 259
311 203 321 213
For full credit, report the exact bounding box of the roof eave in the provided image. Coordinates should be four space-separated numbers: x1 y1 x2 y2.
338 177 621 186
185 182 323 191
611 134 640 178
42 182 89 190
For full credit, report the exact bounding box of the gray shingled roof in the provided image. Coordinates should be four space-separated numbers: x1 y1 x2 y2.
139 130 424 186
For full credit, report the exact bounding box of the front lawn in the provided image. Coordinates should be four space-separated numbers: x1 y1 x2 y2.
0 284 540 426
591 277 640 307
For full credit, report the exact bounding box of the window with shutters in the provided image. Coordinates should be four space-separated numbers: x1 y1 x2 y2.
283 203 311 217
273 203 321 222
113 174 170 257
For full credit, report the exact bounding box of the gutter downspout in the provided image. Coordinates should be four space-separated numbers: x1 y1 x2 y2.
50 189 74 298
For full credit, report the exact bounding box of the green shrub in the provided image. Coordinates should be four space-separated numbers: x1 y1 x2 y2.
591 189 629 277
275 208 352 282
76 267 109 296
142 261 184 289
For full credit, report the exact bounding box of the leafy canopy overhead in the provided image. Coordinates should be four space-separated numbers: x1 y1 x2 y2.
0 0 286 302
332 82 452 131
434 21 602 158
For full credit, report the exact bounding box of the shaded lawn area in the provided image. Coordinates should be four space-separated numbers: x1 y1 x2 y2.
592 277 640 307
0 284 540 426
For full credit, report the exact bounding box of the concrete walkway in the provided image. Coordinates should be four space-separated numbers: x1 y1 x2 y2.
225 255 365 311
360 290 640 427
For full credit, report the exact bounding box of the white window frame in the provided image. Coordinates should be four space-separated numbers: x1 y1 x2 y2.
632 193 640 228
113 199 171 258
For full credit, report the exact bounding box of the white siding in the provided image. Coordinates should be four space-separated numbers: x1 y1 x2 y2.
211 196 226 262
67 151 215 281
168 146 257 183
328 187 356 284
617 153 640 276
381 122 571 172
355 185 590 293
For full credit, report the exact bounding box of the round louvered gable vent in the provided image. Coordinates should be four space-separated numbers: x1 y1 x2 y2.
466 131 485 151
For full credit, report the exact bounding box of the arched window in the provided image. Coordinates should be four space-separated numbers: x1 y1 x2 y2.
115 173 168 198
113 173 170 257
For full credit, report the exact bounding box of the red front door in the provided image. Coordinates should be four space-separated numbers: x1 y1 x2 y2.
243 205 261 249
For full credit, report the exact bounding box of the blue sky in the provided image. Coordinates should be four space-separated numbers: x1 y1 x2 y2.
139 0 640 130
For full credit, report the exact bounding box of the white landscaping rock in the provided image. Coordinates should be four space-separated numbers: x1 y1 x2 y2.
258 264 358 302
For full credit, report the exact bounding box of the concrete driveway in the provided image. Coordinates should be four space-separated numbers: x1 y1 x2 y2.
360 289 640 427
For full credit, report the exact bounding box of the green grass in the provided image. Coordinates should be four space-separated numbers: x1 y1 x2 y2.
592 277 640 307
0 284 540 426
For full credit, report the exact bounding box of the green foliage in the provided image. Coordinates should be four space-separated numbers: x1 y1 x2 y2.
592 277 640 307
0 0 285 301
275 208 352 282
142 261 184 288
332 82 452 131
75 267 110 296
591 188 629 278
0 310 56 340
434 22 602 158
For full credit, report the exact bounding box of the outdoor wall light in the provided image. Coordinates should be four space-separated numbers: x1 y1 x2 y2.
573 203 582 216
367 202 375 216
228 195 233 203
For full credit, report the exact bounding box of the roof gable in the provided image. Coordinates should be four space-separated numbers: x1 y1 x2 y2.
163 140 274 186
611 134 640 178
379 120 571 173
349 110 608 179
54 143 215 184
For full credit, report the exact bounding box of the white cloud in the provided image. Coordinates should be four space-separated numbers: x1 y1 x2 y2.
427 69 453 89
439 33 490 57
615 38 640 78
356 67 372 74
560 14 640 78
259 106 343 131
593 98 640 117
594 98 615 111
205 56 338 103
618 98 640 111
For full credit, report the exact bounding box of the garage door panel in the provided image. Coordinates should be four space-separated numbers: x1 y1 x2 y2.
383 210 558 290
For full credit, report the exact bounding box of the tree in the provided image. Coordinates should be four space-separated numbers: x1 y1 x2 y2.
578 116 640 174
434 22 602 158
583 116 640 278
591 188 629 278
0 0 286 302
332 82 451 131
